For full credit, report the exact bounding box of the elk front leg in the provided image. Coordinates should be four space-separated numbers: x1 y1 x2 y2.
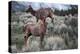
40 35 44 50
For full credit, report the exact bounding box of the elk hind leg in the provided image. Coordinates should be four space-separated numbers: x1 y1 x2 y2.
40 34 44 50
24 33 31 47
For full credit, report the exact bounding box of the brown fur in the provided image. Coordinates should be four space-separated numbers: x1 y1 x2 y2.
24 7 54 49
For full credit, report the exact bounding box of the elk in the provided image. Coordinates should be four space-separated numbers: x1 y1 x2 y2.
24 5 54 50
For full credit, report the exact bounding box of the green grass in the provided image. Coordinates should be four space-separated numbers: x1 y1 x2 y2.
11 34 24 50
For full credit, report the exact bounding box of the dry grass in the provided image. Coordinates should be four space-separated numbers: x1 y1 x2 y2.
10 12 78 53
